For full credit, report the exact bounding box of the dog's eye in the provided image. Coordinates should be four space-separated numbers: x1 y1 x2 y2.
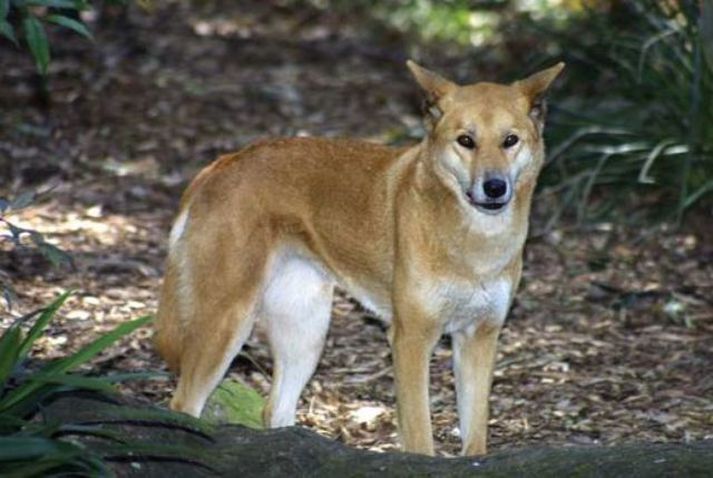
502 134 519 148
457 135 475 149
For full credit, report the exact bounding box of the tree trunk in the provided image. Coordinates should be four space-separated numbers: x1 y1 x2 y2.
43 393 713 477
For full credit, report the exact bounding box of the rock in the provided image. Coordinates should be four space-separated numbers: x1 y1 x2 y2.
202 379 265 428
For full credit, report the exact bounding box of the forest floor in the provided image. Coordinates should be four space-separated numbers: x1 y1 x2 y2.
1 0 711 456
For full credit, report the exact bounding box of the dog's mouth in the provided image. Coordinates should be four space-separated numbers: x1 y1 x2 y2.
465 191 510 215
477 201 507 211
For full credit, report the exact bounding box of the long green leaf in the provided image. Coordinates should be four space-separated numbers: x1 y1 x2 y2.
37 242 73 268
0 325 22 391
44 315 152 375
17 291 72 362
0 0 8 20
0 316 152 412
99 442 218 470
29 373 117 394
0 20 17 46
24 0 81 8
0 294 68 394
103 370 166 382
703 0 713 72
3 461 85 478
45 14 93 40
0 436 69 460
0 413 28 430
683 179 713 210
10 190 35 210
23 16 50 76
56 424 128 444
0 437 107 477
102 404 214 436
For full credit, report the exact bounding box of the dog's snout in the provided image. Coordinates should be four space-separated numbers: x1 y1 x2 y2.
467 173 513 214
483 176 508 199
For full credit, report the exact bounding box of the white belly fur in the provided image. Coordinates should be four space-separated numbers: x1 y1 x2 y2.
258 248 512 335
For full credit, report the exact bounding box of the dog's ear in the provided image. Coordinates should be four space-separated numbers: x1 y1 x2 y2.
514 62 565 127
407 60 457 121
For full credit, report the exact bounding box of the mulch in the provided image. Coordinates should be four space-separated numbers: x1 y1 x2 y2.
1 0 711 456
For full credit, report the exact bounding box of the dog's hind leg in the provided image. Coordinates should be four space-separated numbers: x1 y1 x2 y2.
262 256 334 427
169 224 273 418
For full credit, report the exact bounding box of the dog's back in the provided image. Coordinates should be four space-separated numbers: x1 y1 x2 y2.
154 137 408 372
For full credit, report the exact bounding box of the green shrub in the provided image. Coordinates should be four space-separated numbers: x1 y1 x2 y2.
0 0 97 76
535 0 713 223
0 292 152 475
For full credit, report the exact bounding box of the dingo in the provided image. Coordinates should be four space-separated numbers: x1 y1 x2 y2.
155 60 564 455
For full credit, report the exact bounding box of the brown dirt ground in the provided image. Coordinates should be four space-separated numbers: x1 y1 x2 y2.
1 0 711 457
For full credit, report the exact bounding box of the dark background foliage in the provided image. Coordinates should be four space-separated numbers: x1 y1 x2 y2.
0 0 711 469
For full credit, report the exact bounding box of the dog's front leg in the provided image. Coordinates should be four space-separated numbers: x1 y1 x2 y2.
389 305 441 455
452 321 501 456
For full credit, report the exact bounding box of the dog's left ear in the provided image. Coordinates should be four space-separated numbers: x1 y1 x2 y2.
514 62 565 126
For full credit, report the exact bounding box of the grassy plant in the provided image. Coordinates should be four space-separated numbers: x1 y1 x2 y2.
0 292 154 475
534 0 713 223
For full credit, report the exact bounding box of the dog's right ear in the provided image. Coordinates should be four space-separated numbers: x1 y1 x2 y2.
407 60 457 121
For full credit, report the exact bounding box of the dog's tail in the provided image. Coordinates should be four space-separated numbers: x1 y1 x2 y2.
153 209 190 372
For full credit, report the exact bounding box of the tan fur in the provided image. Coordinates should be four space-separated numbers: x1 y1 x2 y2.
154 60 564 455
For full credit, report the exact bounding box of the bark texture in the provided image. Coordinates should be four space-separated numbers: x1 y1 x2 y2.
44 394 712 477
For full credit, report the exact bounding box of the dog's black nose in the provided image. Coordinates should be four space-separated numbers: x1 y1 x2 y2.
483 177 508 199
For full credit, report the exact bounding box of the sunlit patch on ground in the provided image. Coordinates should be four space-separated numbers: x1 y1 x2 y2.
0 0 711 457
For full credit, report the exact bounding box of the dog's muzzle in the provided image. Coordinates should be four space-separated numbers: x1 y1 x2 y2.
467 173 513 215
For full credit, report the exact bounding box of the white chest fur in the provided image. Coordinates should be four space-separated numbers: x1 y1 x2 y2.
440 278 513 335
353 274 514 334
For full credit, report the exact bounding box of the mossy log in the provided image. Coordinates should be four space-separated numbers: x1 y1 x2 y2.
44 393 712 477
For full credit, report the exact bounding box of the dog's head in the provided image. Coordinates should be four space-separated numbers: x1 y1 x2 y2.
407 60 564 215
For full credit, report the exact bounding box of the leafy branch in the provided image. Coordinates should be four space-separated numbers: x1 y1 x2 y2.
0 190 73 308
0 0 96 76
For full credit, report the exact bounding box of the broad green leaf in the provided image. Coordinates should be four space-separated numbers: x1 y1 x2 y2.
23 16 50 76
0 20 16 46
0 0 7 20
46 14 93 40
0 325 22 390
